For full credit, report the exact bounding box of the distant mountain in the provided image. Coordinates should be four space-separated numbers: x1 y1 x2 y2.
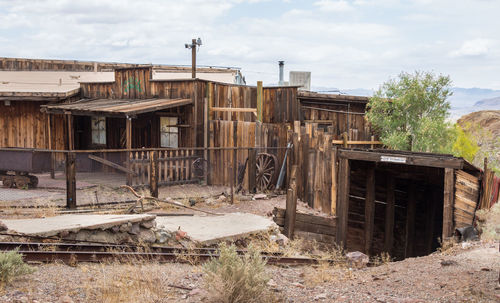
458 110 500 136
310 86 500 121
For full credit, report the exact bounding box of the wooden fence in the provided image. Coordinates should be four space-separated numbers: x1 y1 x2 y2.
129 149 201 186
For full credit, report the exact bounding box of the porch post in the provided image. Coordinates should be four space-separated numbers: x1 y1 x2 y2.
65 113 76 209
126 117 132 185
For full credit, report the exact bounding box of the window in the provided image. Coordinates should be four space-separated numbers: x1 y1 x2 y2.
160 117 178 148
91 116 106 145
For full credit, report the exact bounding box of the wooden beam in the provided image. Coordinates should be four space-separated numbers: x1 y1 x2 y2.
193 81 198 147
88 155 136 175
364 164 375 255
210 107 257 113
247 148 256 193
425 185 438 254
126 117 132 186
338 149 463 169
405 182 417 258
336 158 350 248
442 168 455 240
149 151 159 198
285 165 298 239
65 152 76 209
331 147 337 216
384 175 395 254
332 140 383 145
256 81 263 122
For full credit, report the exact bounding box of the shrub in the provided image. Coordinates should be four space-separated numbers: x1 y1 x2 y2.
203 243 269 303
0 250 35 285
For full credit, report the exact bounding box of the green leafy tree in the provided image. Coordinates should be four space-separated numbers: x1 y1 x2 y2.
366 71 454 153
452 124 479 162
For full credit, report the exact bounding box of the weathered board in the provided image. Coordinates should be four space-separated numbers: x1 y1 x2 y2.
454 170 480 228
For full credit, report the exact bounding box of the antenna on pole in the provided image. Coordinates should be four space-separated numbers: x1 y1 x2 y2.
185 37 202 78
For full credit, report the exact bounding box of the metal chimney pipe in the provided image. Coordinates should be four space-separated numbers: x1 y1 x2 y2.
278 61 284 85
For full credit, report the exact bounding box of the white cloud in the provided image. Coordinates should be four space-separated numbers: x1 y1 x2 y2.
314 0 353 12
450 39 493 57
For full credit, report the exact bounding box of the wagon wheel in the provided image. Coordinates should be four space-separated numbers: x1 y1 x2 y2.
2 178 13 188
191 158 208 178
256 153 279 191
28 175 39 189
14 177 28 189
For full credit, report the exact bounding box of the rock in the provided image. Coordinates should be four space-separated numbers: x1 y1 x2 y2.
155 230 171 244
58 295 74 303
189 199 197 206
314 293 327 301
346 251 369 269
129 223 140 235
111 225 120 233
292 282 305 288
237 195 252 201
276 234 289 246
0 221 8 231
140 220 156 229
119 223 129 233
138 229 156 243
440 260 458 266
461 242 472 249
205 198 216 205
14 296 28 303
58 230 69 238
253 193 267 200
267 279 278 288
217 195 226 201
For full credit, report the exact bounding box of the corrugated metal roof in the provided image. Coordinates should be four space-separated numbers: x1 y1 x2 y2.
42 98 192 117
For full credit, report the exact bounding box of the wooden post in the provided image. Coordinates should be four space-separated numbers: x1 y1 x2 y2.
256 81 263 122
370 135 375 149
126 117 132 186
364 163 375 255
231 121 237 204
66 113 74 150
47 114 55 179
285 165 298 239
149 151 158 198
336 157 350 248
331 147 338 216
405 182 417 258
384 175 395 254
66 152 76 209
342 132 348 148
442 168 455 240
247 148 256 193
193 80 198 147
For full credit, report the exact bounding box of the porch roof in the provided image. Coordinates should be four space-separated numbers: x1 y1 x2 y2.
41 98 192 117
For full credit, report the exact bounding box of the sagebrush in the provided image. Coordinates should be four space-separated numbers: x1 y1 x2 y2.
0 250 35 285
203 243 269 303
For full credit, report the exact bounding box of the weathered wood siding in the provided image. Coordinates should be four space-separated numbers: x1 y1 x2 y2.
454 170 480 228
262 87 299 123
0 101 65 150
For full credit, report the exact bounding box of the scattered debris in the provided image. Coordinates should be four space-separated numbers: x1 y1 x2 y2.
440 260 458 266
455 226 479 242
253 193 267 200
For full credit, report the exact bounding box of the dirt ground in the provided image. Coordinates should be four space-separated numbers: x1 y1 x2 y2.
0 185 498 302
0 241 498 303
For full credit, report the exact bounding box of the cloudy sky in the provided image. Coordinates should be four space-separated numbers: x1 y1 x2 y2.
0 0 499 90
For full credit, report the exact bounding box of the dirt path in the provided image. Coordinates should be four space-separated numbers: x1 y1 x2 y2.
1 242 498 302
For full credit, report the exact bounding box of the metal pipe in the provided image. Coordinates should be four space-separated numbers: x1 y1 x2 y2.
278 61 284 85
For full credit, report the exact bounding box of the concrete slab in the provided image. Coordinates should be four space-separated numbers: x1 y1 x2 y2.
2 214 156 237
156 212 276 244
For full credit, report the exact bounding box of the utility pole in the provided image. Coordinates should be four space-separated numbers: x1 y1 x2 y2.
185 38 202 78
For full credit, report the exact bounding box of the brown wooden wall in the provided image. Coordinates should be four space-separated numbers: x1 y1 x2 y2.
0 101 65 150
301 101 372 140
211 83 257 122
263 87 299 123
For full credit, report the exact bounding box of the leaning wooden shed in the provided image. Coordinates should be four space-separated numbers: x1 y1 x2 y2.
334 148 481 259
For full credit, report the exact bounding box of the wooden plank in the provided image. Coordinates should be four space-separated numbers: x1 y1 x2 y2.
338 150 464 169
65 152 76 209
336 158 350 247
88 154 136 175
331 147 338 215
405 183 417 258
425 187 438 254
384 175 395 254
443 168 455 239
248 148 256 193
364 164 375 255
257 81 263 122
332 140 383 145
273 207 337 228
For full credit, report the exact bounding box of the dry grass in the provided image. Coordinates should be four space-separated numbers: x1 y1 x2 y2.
84 262 169 303
371 252 392 266
437 237 457 254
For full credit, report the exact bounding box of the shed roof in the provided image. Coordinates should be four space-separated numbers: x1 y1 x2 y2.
298 91 369 104
41 98 192 117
